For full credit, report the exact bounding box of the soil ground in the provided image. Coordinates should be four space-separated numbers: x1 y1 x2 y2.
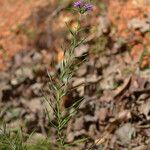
0 0 150 149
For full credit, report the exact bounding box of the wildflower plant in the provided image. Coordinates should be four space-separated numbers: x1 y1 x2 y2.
45 1 93 149
0 1 93 150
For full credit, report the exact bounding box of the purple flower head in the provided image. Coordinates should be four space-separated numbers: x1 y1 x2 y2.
73 1 93 14
73 1 82 7
84 3 92 11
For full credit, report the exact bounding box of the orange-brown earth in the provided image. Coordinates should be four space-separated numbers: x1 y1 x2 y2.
107 0 150 68
0 0 49 70
0 0 150 70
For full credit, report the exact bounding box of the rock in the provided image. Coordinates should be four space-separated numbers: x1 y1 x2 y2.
11 78 18 85
115 123 136 145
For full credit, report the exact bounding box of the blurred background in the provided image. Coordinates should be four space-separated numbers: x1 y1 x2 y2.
0 0 150 149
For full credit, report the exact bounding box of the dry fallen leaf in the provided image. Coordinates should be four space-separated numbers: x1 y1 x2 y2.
139 99 150 120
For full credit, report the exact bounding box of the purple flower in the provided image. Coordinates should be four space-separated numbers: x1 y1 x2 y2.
73 1 93 14
84 3 92 11
73 1 82 7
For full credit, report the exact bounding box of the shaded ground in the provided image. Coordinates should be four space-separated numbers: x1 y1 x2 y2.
0 0 150 149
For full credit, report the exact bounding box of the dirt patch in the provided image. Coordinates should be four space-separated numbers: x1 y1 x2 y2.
0 0 50 70
0 0 150 149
